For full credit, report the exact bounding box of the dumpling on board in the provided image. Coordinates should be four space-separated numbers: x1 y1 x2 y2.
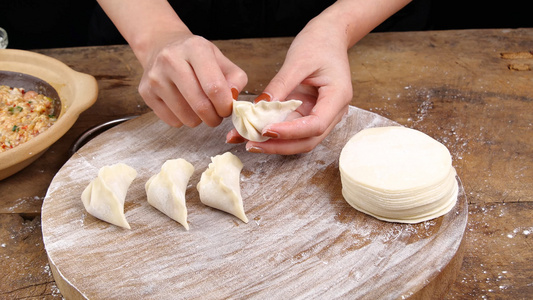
81 163 137 229
145 158 194 230
232 99 302 142
197 152 248 223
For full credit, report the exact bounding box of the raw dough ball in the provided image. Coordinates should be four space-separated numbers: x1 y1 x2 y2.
339 126 458 223
232 99 302 142
81 163 137 229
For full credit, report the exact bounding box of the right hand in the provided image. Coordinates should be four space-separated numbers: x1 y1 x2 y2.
138 32 247 128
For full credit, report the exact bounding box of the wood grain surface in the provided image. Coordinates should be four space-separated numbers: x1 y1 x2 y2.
1 28 532 299
41 106 467 299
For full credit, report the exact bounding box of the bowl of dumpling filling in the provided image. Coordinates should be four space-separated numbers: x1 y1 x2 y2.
0 49 98 180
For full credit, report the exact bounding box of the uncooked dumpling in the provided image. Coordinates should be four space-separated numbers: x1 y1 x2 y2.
232 99 302 142
145 158 194 230
339 126 458 223
197 152 248 223
81 163 137 229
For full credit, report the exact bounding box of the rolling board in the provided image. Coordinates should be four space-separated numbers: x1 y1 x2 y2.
42 105 467 299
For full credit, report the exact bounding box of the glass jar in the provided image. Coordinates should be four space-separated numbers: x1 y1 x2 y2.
0 27 8 49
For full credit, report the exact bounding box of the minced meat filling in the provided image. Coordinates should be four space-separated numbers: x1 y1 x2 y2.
0 85 57 152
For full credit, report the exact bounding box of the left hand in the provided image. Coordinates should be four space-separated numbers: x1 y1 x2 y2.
226 16 353 155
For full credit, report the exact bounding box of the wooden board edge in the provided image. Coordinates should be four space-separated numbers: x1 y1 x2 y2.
410 229 467 299
48 255 87 300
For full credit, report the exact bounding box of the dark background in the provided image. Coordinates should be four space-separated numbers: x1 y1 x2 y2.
0 0 531 50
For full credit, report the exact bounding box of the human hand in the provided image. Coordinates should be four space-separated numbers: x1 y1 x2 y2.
138 32 247 128
226 18 353 155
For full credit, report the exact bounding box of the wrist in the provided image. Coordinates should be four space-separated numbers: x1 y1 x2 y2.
97 0 192 68
130 22 191 68
308 3 359 49
312 0 411 48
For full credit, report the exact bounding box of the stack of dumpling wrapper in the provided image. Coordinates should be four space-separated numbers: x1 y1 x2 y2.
339 126 458 223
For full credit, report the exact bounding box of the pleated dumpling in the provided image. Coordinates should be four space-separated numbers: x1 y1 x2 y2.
197 152 248 223
145 158 194 230
232 99 302 142
81 163 137 229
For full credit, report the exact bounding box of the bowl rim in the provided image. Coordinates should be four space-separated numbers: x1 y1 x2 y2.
0 49 98 177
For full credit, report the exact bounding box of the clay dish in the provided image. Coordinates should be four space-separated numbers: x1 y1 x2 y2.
0 49 98 180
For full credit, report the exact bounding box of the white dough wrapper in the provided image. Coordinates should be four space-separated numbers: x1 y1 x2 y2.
197 152 248 223
81 163 137 229
339 126 458 223
232 99 302 142
145 158 194 230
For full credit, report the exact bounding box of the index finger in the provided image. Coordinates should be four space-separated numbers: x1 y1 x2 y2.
246 106 347 155
263 88 349 140
189 45 247 118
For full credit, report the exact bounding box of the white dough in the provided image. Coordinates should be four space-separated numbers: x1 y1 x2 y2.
197 152 248 223
232 99 302 142
339 126 458 223
145 158 194 230
81 163 137 229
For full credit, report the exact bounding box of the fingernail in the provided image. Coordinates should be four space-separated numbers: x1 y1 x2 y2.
254 92 272 103
262 129 279 139
227 135 246 144
231 88 239 100
246 145 264 153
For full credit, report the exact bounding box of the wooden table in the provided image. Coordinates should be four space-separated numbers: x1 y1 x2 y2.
1 28 532 299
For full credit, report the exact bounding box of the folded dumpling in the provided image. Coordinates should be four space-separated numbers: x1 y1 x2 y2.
145 158 194 230
232 99 302 142
197 152 248 223
81 163 137 229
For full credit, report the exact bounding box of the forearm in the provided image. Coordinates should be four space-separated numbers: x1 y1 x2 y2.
96 0 191 67
309 0 412 49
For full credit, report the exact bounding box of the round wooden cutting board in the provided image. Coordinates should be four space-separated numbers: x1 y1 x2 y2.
42 106 467 299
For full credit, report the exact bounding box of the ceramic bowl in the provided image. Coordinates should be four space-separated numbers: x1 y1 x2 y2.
0 49 98 180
